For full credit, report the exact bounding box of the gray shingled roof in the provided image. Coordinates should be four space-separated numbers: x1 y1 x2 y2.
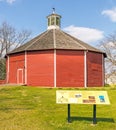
7 29 106 56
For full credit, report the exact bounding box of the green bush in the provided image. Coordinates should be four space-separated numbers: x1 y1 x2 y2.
0 58 6 80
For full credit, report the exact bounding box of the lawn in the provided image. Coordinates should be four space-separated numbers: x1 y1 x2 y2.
0 86 116 130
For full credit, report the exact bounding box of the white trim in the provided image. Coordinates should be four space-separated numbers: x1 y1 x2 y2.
7 56 9 83
102 54 105 86
54 49 57 87
25 51 27 85
53 29 57 87
17 69 23 84
47 25 60 30
84 51 87 88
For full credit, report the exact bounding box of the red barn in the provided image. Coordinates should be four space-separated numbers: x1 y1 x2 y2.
6 11 106 87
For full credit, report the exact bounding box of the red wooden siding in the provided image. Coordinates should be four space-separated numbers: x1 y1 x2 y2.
0 80 5 84
56 50 84 87
7 50 105 87
87 52 103 87
8 53 25 84
27 51 54 87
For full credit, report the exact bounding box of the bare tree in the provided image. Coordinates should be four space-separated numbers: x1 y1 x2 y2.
99 32 116 84
0 21 31 80
0 21 31 58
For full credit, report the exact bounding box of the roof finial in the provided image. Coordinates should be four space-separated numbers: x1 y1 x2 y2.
52 8 55 14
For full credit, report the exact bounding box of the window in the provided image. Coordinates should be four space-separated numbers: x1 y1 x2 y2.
51 16 55 25
56 17 60 26
48 18 50 26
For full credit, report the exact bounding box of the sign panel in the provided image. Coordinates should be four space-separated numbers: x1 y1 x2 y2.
56 90 110 104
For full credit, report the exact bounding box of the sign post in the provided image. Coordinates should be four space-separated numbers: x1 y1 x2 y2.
68 104 71 123
56 90 110 124
93 104 97 124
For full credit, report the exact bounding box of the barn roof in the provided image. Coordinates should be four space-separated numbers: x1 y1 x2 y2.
7 29 106 56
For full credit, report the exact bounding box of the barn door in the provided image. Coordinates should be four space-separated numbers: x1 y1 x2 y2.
17 69 23 84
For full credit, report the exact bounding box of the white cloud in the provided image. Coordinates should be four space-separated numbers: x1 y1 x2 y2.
63 25 104 43
6 0 16 4
102 7 116 22
0 0 16 4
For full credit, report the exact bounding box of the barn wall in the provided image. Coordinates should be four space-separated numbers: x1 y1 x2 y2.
27 50 54 87
0 80 5 84
8 53 25 84
56 50 84 87
87 52 104 87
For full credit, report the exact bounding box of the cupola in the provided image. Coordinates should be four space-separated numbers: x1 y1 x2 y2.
47 8 61 30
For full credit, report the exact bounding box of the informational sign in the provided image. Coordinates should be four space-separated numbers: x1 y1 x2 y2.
56 90 110 105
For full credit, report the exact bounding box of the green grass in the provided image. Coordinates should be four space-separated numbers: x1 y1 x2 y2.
0 86 116 130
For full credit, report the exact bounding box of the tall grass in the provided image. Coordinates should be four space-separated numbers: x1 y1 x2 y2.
0 86 116 130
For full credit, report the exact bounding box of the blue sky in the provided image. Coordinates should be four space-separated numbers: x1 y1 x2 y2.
0 0 116 45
